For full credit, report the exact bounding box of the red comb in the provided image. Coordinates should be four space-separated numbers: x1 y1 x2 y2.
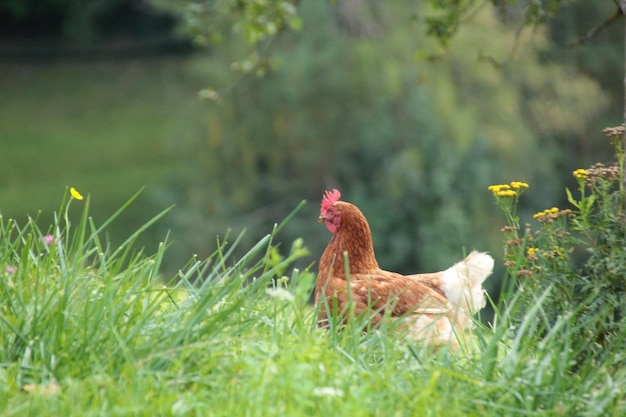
321 189 341 212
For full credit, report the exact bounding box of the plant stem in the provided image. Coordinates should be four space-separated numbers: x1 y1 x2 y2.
617 4 626 229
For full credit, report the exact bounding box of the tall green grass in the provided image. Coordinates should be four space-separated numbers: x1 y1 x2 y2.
1 189 625 416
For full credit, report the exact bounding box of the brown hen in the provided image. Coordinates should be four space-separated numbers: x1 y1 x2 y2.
315 189 494 348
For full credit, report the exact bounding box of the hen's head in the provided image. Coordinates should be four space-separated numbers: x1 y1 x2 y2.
319 189 371 235
318 189 377 269
319 189 342 233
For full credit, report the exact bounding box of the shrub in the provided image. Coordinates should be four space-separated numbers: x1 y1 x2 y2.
490 126 626 365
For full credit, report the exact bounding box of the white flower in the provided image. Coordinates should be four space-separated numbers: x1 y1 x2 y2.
312 387 344 398
265 287 295 302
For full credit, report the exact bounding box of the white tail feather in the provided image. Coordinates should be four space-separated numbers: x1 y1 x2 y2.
440 251 494 315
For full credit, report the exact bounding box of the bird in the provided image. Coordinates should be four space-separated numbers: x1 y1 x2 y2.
315 189 494 349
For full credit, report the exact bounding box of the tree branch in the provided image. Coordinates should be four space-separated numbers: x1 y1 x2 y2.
567 5 622 48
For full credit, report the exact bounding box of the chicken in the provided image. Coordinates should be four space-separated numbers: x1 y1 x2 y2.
315 189 494 348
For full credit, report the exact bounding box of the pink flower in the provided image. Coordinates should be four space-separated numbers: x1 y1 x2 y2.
43 234 55 245
5 265 16 274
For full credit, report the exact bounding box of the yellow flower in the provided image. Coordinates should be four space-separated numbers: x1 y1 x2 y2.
488 184 513 195
573 169 588 179
533 207 560 219
496 190 517 197
70 187 84 200
510 181 529 189
527 247 539 256
489 182 528 196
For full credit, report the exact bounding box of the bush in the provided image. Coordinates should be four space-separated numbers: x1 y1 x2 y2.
490 126 626 365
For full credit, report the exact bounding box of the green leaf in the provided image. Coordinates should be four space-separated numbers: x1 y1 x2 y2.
584 194 596 211
565 187 579 209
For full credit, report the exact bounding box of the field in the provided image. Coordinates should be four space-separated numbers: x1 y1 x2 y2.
1 191 625 416
1 48 625 417
0 56 206 239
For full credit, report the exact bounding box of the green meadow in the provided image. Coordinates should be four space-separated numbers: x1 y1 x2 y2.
1 182 625 416
0 57 204 236
2 1 626 413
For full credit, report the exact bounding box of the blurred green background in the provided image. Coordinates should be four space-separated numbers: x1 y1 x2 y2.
0 0 621 291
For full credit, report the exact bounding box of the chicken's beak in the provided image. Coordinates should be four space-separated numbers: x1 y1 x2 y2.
318 214 326 223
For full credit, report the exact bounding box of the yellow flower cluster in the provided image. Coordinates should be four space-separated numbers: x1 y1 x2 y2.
488 181 528 198
510 181 529 189
573 169 588 179
487 184 510 193
527 247 539 256
497 189 516 197
533 207 559 219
